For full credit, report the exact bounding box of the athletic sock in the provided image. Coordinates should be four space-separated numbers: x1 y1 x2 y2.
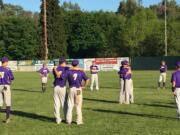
163 82 166 88
158 82 161 88
0 106 2 113
6 106 10 119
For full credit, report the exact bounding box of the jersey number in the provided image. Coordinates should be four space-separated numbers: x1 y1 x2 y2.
73 73 78 81
0 72 4 78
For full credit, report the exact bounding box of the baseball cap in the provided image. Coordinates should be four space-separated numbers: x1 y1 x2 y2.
59 57 66 64
72 60 79 66
123 60 129 65
176 61 180 67
1 57 9 63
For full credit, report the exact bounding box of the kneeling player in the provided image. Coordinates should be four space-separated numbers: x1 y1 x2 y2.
171 61 180 119
0 57 14 123
66 60 89 125
39 64 50 93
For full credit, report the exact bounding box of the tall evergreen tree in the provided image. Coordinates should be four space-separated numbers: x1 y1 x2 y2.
39 0 67 59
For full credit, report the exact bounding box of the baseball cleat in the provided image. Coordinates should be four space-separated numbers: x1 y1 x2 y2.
5 118 10 124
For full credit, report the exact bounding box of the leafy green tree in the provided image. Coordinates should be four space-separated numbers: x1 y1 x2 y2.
39 0 67 59
62 2 80 11
0 0 4 12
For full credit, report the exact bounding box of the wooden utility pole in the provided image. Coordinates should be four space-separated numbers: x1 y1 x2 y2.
164 0 167 56
43 0 48 63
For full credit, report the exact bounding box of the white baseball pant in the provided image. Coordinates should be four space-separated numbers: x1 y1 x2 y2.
0 85 11 107
53 86 67 123
174 88 180 118
119 79 125 104
159 73 166 83
124 79 134 104
90 74 99 91
42 77 48 84
66 87 83 125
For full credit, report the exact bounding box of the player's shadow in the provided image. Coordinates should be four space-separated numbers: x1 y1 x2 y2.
13 88 42 93
11 110 54 122
83 98 118 104
136 103 175 109
99 86 119 90
92 109 176 120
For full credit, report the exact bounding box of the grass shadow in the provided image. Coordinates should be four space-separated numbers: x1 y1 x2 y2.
92 109 176 120
83 98 118 104
11 110 54 122
136 103 175 109
13 88 42 93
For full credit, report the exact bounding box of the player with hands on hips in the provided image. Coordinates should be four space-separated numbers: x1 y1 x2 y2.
0 57 14 124
158 61 167 90
66 60 89 125
90 61 99 91
39 63 50 93
171 61 180 119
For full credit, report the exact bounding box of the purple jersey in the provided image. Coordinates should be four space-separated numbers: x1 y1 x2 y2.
0 66 14 85
171 70 180 88
67 70 88 88
90 65 99 74
123 67 132 80
118 66 126 78
160 65 167 73
39 67 49 77
53 66 70 87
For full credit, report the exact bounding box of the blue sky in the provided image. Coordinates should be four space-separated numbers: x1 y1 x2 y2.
3 0 180 12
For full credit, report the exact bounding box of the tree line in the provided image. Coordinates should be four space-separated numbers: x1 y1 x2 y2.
0 0 180 60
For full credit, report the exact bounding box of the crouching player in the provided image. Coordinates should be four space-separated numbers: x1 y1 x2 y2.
171 61 180 119
158 61 167 90
118 61 126 104
53 58 69 124
66 60 89 125
0 57 14 123
123 61 134 104
39 64 50 93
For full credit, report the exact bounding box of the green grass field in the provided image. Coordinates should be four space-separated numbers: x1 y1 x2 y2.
0 71 180 135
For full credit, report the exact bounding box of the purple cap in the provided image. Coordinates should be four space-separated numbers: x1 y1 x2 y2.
176 61 180 67
59 57 66 64
72 60 79 66
1 57 9 63
122 60 129 65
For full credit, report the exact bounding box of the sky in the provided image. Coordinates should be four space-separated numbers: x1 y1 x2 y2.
3 0 180 12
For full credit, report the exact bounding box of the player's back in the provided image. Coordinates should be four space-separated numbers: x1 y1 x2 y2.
172 70 180 87
67 70 86 88
0 66 14 84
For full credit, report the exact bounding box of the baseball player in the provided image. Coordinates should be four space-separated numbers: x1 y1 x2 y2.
0 57 14 124
118 61 126 104
171 61 180 119
123 61 134 104
39 64 50 93
66 60 89 125
158 61 167 90
90 61 99 91
52 57 69 124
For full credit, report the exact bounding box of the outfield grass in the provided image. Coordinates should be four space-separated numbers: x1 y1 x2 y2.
0 71 179 135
